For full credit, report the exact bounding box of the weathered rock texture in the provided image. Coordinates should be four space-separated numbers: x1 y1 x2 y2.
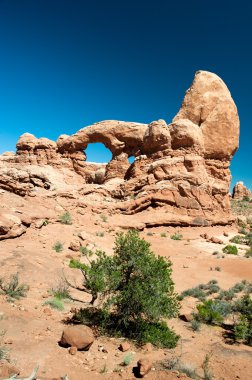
0 70 240 232
232 181 251 200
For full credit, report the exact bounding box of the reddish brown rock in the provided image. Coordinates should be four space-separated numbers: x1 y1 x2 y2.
119 341 131 352
60 325 94 350
137 358 153 377
0 70 240 231
232 181 252 200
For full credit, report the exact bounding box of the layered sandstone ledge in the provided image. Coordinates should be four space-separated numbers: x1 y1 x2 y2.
0 70 240 227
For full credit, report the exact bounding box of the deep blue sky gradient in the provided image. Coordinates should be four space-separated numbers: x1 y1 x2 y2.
0 0 251 189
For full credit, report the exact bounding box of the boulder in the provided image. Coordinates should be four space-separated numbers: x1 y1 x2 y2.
137 358 153 377
60 325 94 350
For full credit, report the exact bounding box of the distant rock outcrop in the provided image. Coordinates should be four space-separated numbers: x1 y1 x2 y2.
0 70 240 228
232 181 251 200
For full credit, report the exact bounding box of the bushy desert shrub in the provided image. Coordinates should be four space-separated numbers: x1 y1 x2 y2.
196 299 231 325
44 297 64 311
59 211 72 225
0 273 29 300
222 245 238 255
170 232 183 240
52 241 63 252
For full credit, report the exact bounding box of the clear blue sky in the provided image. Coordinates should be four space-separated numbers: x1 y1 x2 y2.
0 0 251 190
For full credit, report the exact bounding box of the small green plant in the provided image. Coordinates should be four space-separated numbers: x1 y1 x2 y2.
202 353 213 380
160 232 167 237
50 281 70 300
122 352 134 366
191 319 201 332
80 246 89 255
243 195 250 202
100 364 108 373
52 241 63 252
222 245 238 255
0 273 29 300
170 232 183 240
44 297 64 311
146 232 153 236
96 232 105 237
100 214 108 223
245 247 252 258
59 211 72 225
43 219 49 226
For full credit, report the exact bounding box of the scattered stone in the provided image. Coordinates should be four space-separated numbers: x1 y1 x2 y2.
208 236 224 244
142 343 153 352
69 346 78 355
137 358 153 378
60 325 94 350
119 341 131 352
179 313 193 322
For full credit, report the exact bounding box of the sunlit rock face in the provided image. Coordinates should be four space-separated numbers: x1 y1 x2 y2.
0 70 240 227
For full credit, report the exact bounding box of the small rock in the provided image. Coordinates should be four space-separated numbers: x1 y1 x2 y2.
179 313 193 322
223 232 229 237
69 346 78 355
119 341 131 352
142 343 153 352
137 358 153 378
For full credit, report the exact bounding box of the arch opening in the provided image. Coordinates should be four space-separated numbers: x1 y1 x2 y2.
128 155 135 164
85 142 112 163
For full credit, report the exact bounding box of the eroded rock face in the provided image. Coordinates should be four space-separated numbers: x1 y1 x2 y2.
232 182 251 200
0 70 240 228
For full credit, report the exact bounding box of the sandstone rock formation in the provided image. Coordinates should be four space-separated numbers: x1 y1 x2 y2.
60 325 94 350
0 70 240 232
232 181 251 200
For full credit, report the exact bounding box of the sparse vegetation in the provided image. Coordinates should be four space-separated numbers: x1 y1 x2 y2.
96 231 105 237
52 241 63 252
191 319 201 332
100 214 108 223
222 245 238 255
59 211 72 225
181 279 252 347
160 232 167 237
44 297 64 311
170 232 183 240
122 352 134 366
50 281 70 300
0 273 29 301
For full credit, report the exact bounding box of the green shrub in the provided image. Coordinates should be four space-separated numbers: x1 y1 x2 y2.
245 247 252 258
191 319 201 332
96 232 105 237
170 232 183 240
52 241 63 252
222 245 238 255
0 273 29 300
50 282 70 300
59 211 72 225
69 230 180 347
160 232 167 237
122 352 134 366
100 214 108 223
233 295 252 345
44 297 64 311
137 320 179 348
196 299 231 325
